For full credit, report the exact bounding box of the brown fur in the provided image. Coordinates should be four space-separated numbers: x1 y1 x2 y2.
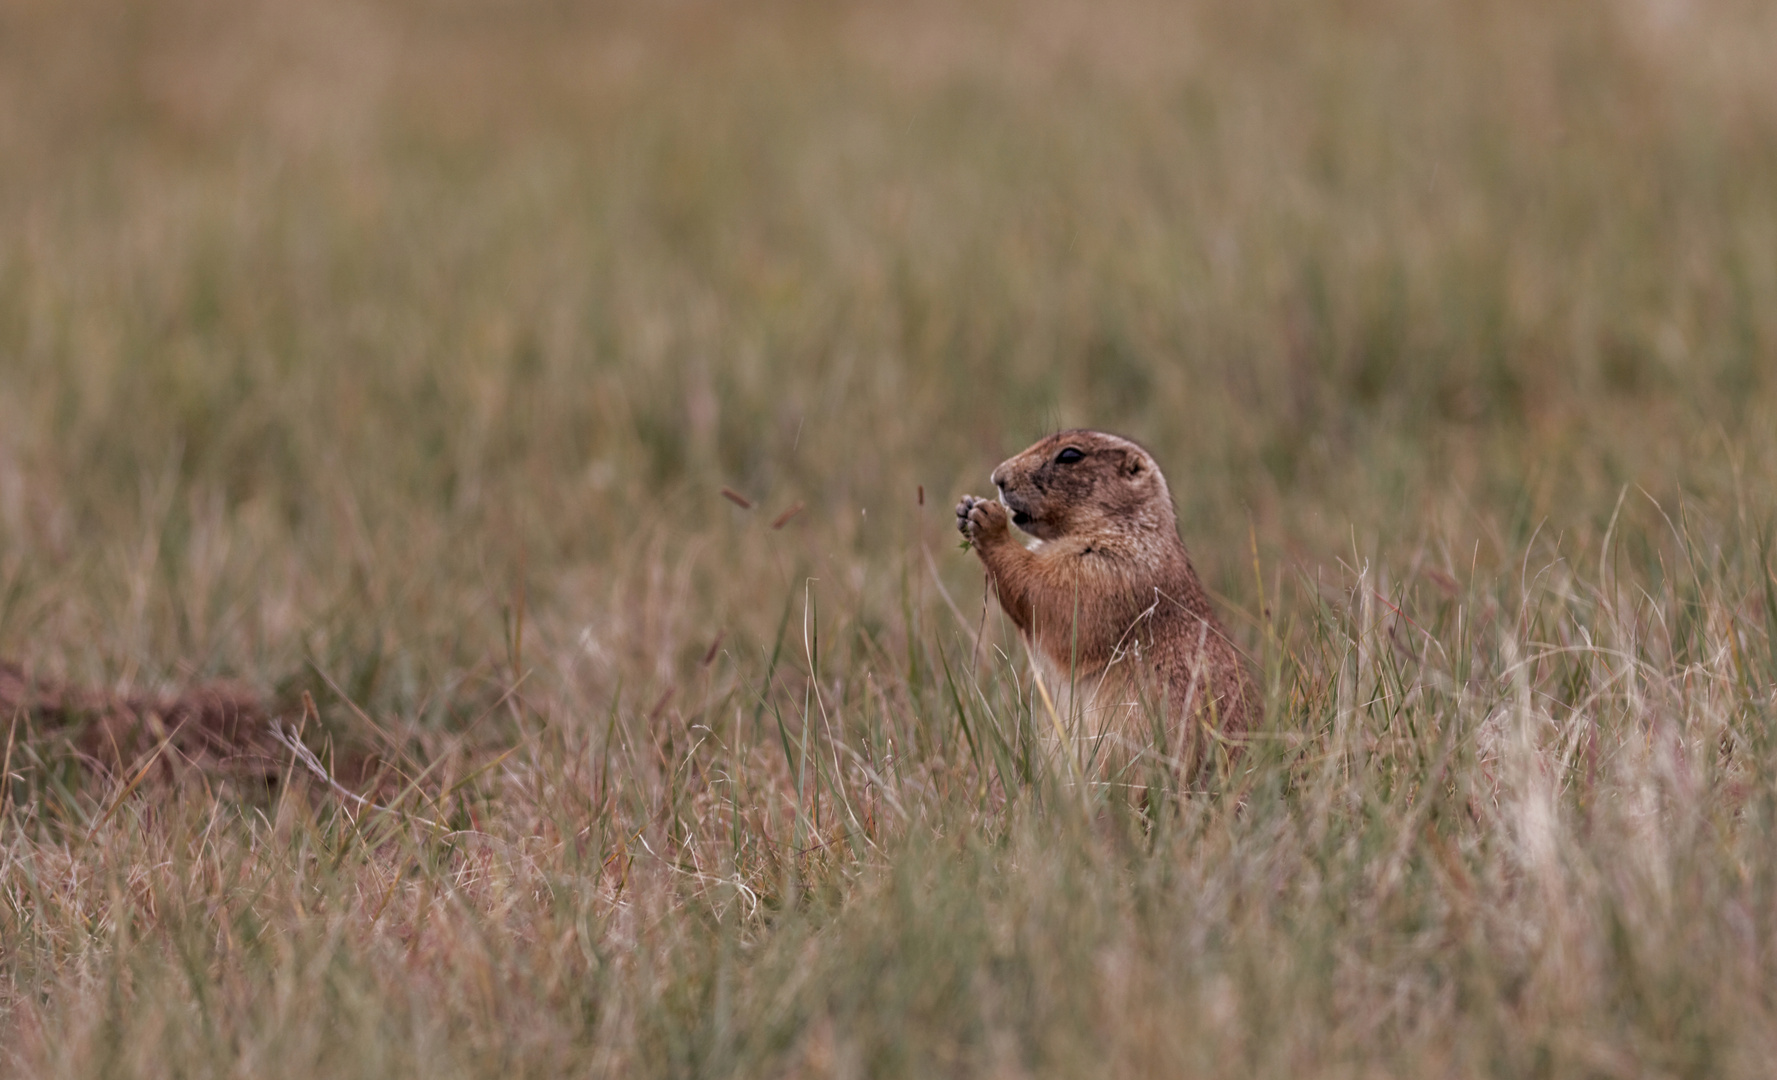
956 430 1254 777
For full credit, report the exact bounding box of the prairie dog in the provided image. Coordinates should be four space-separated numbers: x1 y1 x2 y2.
957 430 1253 776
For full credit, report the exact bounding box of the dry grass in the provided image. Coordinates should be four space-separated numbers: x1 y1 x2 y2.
4 0 1777 1075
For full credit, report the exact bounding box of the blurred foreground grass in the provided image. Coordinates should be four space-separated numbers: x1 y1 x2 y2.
4 0 1777 1075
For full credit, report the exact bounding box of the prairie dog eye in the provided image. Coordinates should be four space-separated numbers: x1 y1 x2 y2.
1054 447 1085 464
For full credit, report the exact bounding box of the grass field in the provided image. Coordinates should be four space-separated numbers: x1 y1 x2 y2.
4 0 1777 1074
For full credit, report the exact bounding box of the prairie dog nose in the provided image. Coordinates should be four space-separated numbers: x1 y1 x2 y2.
990 466 1005 489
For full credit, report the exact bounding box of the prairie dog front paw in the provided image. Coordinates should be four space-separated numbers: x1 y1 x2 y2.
955 495 1009 548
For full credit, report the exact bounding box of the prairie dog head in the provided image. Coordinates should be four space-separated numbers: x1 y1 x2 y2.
988 430 1175 543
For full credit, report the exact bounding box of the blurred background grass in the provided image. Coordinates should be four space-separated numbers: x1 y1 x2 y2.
3 0 1777 1075
2 0 1772 694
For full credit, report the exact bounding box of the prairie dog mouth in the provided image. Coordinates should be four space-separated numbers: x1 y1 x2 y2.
998 493 1034 529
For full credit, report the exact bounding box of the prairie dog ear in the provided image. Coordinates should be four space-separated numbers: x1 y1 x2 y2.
1122 450 1145 476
